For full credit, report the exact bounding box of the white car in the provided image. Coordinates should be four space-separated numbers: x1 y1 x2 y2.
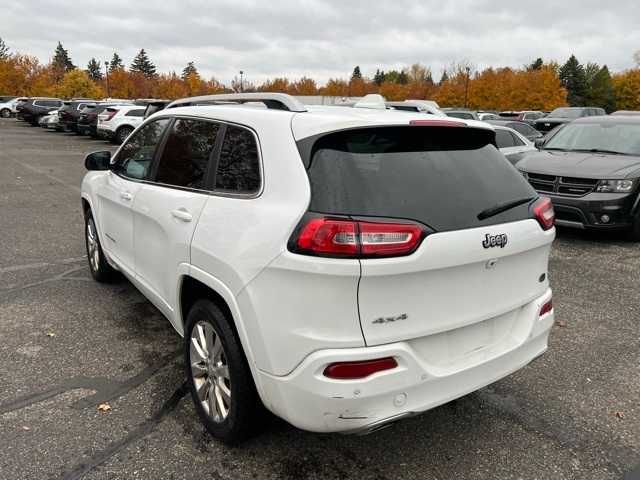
96 104 146 144
493 125 537 165
39 109 59 129
81 93 555 443
0 97 25 118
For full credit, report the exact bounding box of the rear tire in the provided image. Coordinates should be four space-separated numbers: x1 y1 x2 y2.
184 299 264 444
114 126 133 144
85 213 117 282
0 108 11 118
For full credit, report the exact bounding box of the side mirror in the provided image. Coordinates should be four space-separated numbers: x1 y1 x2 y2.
84 151 112 171
534 137 546 149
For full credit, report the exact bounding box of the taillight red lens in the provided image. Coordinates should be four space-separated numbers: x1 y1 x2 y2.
532 197 555 230
323 357 398 380
294 217 425 258
540 299 553 317
296 218 358 256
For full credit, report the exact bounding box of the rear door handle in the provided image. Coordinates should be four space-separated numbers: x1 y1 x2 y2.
120 192 133 201
171 208 193 222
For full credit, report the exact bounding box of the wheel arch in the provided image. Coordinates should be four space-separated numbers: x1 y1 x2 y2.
178 269 268 401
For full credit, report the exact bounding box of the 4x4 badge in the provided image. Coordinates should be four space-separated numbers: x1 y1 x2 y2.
482 233 508 249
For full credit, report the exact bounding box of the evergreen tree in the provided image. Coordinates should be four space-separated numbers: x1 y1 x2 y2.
86 58 103 81
130 49 157 78
587 65 616 112
0 37 9 60
559 55 588 106
181 61 199 81
528 58 543 71
109 52 124 72
439 69 449 85
373 69 386 86
351 65 362 81
397 70 409 85
53 41 75 72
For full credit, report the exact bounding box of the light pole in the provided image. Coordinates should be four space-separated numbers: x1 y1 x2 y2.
463 66 471 108
239 70 244 92
104 60 110 98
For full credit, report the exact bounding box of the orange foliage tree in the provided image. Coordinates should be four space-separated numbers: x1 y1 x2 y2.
613 69 640 110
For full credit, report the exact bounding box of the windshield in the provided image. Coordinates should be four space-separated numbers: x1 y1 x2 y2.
548 108 582 119
302 126 536 232
544 122 640 155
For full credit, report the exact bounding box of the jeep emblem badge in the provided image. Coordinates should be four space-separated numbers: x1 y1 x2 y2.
482 233 508 249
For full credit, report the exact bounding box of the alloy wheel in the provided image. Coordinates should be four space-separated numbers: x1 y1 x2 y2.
86 218 100 273
190 321 232 422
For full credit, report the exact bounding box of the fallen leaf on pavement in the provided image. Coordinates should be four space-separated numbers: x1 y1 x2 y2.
97 403 112 413
615 411 624 420
46 332 56 337
22 426 30 431
556 319 567 328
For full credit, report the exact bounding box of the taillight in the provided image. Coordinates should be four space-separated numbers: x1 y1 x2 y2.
104 109 118 121
292 217 425 258
532 197 555 230
323 357 398 380
540 299 553 317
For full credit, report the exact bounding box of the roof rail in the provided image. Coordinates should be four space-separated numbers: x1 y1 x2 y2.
167 93 307 112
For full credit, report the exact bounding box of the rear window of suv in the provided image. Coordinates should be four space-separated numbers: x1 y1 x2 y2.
301 126 536 232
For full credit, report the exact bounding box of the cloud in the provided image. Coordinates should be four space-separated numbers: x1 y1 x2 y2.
2 0 639 85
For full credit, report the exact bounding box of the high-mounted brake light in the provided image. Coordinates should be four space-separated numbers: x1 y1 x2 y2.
323 357 398 380
409 119 464 127
540 299 553 317
293 217 425 258
532 197 555 230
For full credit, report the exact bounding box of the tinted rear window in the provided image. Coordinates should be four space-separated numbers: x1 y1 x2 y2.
303 127 536 232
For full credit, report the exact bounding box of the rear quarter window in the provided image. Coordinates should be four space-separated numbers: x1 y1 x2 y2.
301 126 536 232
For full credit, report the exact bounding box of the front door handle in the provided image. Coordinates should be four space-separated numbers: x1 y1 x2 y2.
171 208 193 222
120 192 133 201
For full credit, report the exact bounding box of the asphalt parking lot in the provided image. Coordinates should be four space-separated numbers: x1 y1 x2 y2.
0 118 638 480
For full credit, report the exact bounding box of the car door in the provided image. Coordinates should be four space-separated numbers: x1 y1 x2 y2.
95 118 170 275
132 118 221 321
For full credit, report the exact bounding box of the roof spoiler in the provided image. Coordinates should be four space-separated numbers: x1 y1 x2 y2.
167 93 307 112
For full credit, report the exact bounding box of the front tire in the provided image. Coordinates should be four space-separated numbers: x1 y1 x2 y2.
185 300 263 444
85 214 117 282
0 108 11 118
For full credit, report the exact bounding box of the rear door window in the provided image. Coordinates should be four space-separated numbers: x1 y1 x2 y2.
153 118 220 190
125 109 145 117
303 126 535 232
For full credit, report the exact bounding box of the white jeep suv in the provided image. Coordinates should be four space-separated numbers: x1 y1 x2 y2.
97 104 146 144
81 93 556 443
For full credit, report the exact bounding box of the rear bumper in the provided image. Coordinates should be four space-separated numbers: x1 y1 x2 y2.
96 125 115 139
256 289 553 433
545 191 638 230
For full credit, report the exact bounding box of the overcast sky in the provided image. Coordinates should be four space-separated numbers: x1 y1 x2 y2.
3 0 640 85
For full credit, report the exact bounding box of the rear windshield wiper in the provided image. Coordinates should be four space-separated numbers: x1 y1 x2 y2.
543 147 567 151
477 197 535 221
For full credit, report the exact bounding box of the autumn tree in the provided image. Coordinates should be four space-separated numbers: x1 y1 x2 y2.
613 69 640 110
0 37 9 61
321 78 349 96
290 77 318 95
154 72 187 99
108 52 124 72
86 58 103 82
559 55 588 106
130 49 156 78
258 77 290 92
55 69 102 99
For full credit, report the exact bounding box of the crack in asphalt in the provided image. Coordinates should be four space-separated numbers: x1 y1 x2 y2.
59 383 189 480
0 265 88 296
0 256 85 274
0 351 180 415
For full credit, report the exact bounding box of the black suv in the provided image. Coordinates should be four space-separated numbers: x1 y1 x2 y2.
518 116 640 238
58 99 95 133
20 98 64 125
533 107 605 133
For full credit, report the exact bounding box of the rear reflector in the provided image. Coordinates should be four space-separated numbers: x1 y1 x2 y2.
540 299 553 317
323 357 398 380
293 217 424 258
532 196 555 230
409 119 464 127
